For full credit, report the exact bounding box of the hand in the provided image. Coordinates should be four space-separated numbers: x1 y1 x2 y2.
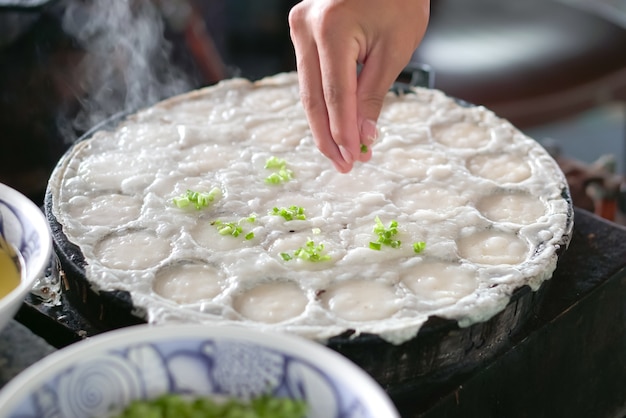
289 0 430 172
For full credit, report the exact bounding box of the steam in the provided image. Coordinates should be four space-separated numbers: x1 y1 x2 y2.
58 0 194 140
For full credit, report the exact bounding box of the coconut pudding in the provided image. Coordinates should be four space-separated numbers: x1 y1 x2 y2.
48 72 572 345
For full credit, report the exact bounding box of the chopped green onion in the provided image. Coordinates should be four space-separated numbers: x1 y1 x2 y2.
369 216 401 250
264 157 294 184
280 252 293 261
112 393 307 418
266 172 282 184
265 168 293 184
212 215 256 240
281 238 330 262
368 217 426 254
214 220 242 237
172 196 191 208
413 241 426 253
360 144 368 153
311 227 321 235
172 188 220 210
270 206 306 221
369 241 382 251
264 156 287 169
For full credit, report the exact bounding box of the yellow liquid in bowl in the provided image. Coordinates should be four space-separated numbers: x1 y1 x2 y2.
0 241 21 298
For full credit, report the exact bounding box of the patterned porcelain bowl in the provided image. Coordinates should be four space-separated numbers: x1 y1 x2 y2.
0 183 52 333
0 324 400 418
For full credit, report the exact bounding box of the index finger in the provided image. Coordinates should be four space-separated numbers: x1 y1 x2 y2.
289 6 353 172
317 29 362 165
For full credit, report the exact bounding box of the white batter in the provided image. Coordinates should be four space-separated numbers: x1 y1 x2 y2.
49 72 573 344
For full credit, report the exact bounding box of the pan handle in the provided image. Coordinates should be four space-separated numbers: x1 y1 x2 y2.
392 62 435 93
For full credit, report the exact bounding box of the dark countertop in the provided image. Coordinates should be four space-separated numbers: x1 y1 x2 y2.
0 320 55 389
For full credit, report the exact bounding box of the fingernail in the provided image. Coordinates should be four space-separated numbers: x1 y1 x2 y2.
339 145 354 164
333 160 352 173
361 119 378 145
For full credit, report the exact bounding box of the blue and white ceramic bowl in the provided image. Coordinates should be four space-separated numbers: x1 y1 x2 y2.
0 324 400 418
0 183 52 333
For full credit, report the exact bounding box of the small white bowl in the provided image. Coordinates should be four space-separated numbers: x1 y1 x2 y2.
0 183 52 333
0 324 400 418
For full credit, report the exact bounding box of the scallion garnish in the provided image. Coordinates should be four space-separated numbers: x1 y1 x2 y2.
281 238 330 262
368 217 426 253
369 241 382 251
112 393 307 418
264 156 286 169
215 221 243 237
280 252 293 261
270 205 306 221
212 215 256 240
369 216 401 250
413 241 426 253
360 144 368 153
172 188 220 210
264 156 293 184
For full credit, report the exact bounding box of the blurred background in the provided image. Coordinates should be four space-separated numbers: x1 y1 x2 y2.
1 0 625 222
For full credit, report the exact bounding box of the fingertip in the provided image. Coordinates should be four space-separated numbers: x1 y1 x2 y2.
338 145 355 164
360 118 379 146
332 158 353 173
355 144 372 164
